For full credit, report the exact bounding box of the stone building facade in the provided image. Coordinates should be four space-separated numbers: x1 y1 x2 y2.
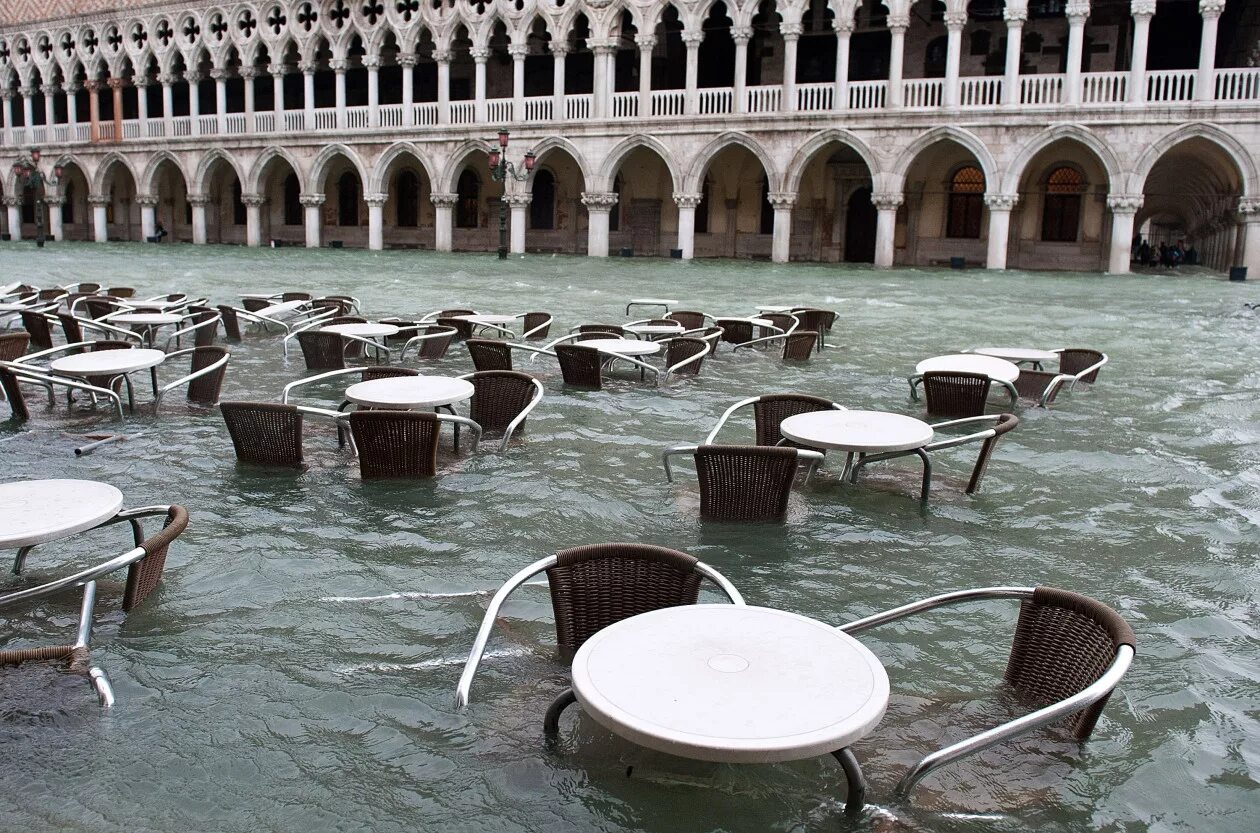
0 0 1257 275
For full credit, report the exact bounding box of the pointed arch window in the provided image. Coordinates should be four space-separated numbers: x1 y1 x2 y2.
530 169 556 230
396 170 420 227
946 165 985 239
1041 166 1085 243
283 173 301 225
456 169 480 228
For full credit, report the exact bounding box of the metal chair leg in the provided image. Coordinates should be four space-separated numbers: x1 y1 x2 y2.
832 747 867 817
543 687 578 740
12 544 34 575
915 447 933 501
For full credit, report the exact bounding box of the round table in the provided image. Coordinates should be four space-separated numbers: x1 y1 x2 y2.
916 353 1020 383
756 305 794 313
781 409 934 454
0 479 124 549
717 316 774 328
344 376 474 409
971 346 1058 366
109 312 182 327
578 338 661 357
322 322 400 339
455 314 517 326
570 605 888 812
256 299 308 318
623 323 684 337
51 348 167 378
133 299 187 311
626 298 679 315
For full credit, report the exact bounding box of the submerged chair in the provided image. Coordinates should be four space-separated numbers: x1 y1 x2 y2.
0 505 189 707
436 316 475 341
662 337 710 381
0 331 29 361
21 310 57 351
154 346 230 409
221 401 307 467
347 410 481 478
714 318 754 345
922 371 993 418
554 343 605 389
400 324 457 361
1 358 125 421
519 311 553 341
466 338 514 371
837 585 1134 802
1015 349 1109 408
703 393 845 447
458 370 545 452
849 413 1019 500
455 542 745 708
295 330 350 370
666 310 708 330
660 444 822 522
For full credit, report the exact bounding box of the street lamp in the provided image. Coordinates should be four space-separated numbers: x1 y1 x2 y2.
10 148 63 249
486 129 536 260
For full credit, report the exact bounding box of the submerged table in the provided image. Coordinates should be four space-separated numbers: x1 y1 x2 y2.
625 298 679 315
344 375 474 409
568 605 889 815
108 312 183 346
915 354 1020 383
623 322 684 339
578 338 661 357
322 322 399 339
781 409 934 483
0 479 124 551
971 346 1058 369
50 348 167 409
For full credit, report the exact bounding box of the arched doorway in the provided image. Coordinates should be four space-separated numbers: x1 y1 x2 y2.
608 146 676 257
527 146 586 253
256 153 303 245
693 144 773 258
1138 137 1246 271
1012 138 1111 271
900 139 990 266
318 154 366 247
789 139 875 262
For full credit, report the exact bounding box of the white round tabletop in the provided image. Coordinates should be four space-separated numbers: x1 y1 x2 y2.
572 605 889 764
971 346 1059 363
579 338 662 357
322 322 400 338
344 376 474 409
629 298 679 306
109 313 183 326
50 348 167 376
624 323 684 335
0 479 125 549
780 409 934 453
256 300 307 317
756 305 794 313
916 354 1020 383
717 316 774 328
456 313 517 325
135 299 187 310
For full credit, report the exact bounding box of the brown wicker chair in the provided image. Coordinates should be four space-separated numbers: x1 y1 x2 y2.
574 323 625 337
761 312 797 336
154 346 230 408
922 371 992 418
0 331 31 360
555 343 604 389
296 330 349 370
693 444 805 521
323 315 367 327
782 331 818 360
714 318 754 345
361 366 418 381
849 413 1019 499
348 410 442 478
521 311 553 341
437 316 474 341
1014 370 1066 408
21 310 56 350
379 318 424 345
105 287 135 298
838 585 1135 801
217 305 243 340
57 312 85 344
84 296 124 320
462 370 544 451
791 308 828 350
703 393 843 447
220 401 305 466
455 542 744 707
667 310 707 330
663 337 709 379
467 338 514 371
281 292 312 302
1058 348 1105 383
70 282 101 294
242 298 271 312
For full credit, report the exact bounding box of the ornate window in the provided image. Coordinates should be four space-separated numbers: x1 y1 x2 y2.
1041 166 1085 242
456 169 479 228
396 170 419 227
283 173 301 225
946 165 985 239
530 169 555 230
338 172 360 226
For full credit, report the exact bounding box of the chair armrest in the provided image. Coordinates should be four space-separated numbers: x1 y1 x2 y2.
703 396 759 445
661 444 699 482
437 414 483 452
281 367 366 403
155 348 230 406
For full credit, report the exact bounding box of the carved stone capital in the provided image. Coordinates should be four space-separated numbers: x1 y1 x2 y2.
84 79 102 92
502 192 532 208
0 89 12 101
887 13 910 32
589 38 620 55
267 63 288 76
680 31 705 49
766 192 797 210
209 68 228 81
241 194 267 207
1237 197 1260 218
871 192 904 211
158 72 180 85
673 192 704 209
984 193 1019 211
1106 194 1144 214
581 191 618 211
187 194 212 207
134 194 161 207
430 191 458 208
633 35 655 50
730 26 753 44
362 57 380 71
1003 8 1028 24
397 55 417 68
238 67 258 80
43 195 65 206
431 49 452 63
184 71 203 84
87 194 112 207
1130 0 1156 17
364 192 388 208
40 83 59 95
943 11 968 30
298 61 318 74
64 82 82 95
469 47 490 62
551 43 571 57
299 193 325 207
1199 0 1226 17
329 59 348 73
1065 1 1091 22
3 195 24 207
19 85 37 97
507 43 529 59
779 22 803 40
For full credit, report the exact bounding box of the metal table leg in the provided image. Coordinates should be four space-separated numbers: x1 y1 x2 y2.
831 747 867 817
543 687 577 739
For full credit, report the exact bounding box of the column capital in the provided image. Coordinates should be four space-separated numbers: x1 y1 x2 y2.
84 79 102 92
887 13 910 32
238 67 258 80
362 56 380 71
1106 194 1144 214
19 85 37 97
241 194 267 207
680 31 705 49
0 89 12 101
430 191 458 207
64 82 82 94
364 192 389 208
158 72 180 86
397 55 417 69
551 42 572 57
507 43 529 60
330 59 348 73
40 83 59 95
87 194 112 207
1003 7 1028 24
133 73 152 87
299 193 326 207
1065 1 1090 23
107 77 127 90
469 46 490 62
134 194 161 207
871 192 904 211
779 22 803 41
502 192 533 207
1130 0 1156 17
1199 0 1226 18
298 61 318 75
43 195 65 206
187 193 212 207
268 63 288 76
730 26 753 44
672 192 703 209
767 192 797 209
984 193 1020 211
590 38 620 55
633 34 655 50
1238 197 1260 218
832 19 855 35
581 191 618 210
943 11 968 30
184 70 203 84
209 68 229 82
3 195 24 207
431 49 453 64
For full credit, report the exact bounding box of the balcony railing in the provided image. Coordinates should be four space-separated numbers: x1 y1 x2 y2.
3 68 1256 149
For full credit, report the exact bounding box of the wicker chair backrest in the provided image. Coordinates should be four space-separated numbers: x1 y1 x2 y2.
0 366 29 421
783 331 818 360
522 312 552 340
0 332 30 361
122 505 189 611
190 311 219 347
667 311 706 330
467 338 514 371
468 370 536 433
242 298 270 312
555 344 603 389
1014 370 1062 405
923 371 991 418
187 346 229 404
416 327 455 360
106 287 135 298
220 401 304 467
1005 586 1135 739
763 313 796 332
665 337 707 376
752 394 835 446
349 410 441 478
57 313 84 344
577 324 624 336
281 292 312 302
436 316 473 341
1058 349 1104 382
20 310 54 350
695 444 799 522
324 316 367 327
717 319 753 344
296 330 348 370
216 305 242 340
361 366 418 381
84 297 120 320
793 308 827 333
546 543 702 660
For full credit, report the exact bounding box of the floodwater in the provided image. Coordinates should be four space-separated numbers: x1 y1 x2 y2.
1 243 1257 833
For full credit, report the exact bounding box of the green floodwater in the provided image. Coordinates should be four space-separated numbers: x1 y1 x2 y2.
1 243 1258 833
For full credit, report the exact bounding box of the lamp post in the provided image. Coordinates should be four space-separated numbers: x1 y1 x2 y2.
10 148 62 248
486 129 535 260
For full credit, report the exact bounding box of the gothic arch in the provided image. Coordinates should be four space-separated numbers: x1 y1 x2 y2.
1131 122 1258 198
684 132 780 193
783 129 881 194
138 150 190 195
90 151 141 194
1001 124 1122 195
246 145 306 193
526 136 593 189
368 141 437 193
595 133 683 193
891 126 999 192
193 148 246 195
307 142 370 194
438 139 498 193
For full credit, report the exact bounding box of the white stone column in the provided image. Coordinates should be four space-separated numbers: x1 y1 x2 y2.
504 192 531 254
42 83 57 128
187 71 202 136
634 35 653 117
301 193 324 248
682 31 704 115
332 60 347 128
20 86 34 130
781 23 801 112
435 50 452 124
366 192 387 251
159 73 175 135
189 194 210 244
211 68 228 133
134 77 150 135
89 194 110 243
768 192 796 263
833 19 853 110
984 194 1017 270
510 43 527 121
1002 8 1026 105
66 82 80 135
1239 198 1260 276
731 27 751 113
138 194 158 241
46 196 64 241
552 44 569 119
1196 0 1225 102
6 198 24 241
887 14 909 108
592 40 617 119
943 12 966 107
1064 1 1089 106
1129 1 1155 104
582 192 617 257
872 192 902 268
270 63 285 127
399 56 416 126
241 67 256 132
1106 194 1143 274
471 47 489 123
0 90 13 146
431 192 456 252
365 57 380 127
301 62 316 130
674 192 702 259
243 194 266 247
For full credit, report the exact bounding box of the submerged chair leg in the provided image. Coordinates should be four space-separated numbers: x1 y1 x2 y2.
832 747 867 817
543 687 578 739
12 544 34 574
915 448 933 501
